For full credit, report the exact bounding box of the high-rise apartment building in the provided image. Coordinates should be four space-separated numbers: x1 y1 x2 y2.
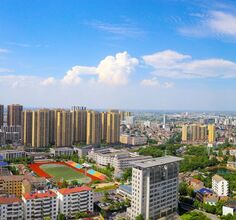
129 156 182 220
119 111 132 122
208 124 216 144
21 110 33 146
101 112 107 142
107 110 120 144
32 110 50 148
190 124 200 141
56 111 72 147
0 104 4 127
86 111 101 145
199 125 208 141
7 104 23 126
181 125 188 142
72 108 87 144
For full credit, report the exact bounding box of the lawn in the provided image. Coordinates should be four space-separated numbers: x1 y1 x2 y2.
39 163 91 183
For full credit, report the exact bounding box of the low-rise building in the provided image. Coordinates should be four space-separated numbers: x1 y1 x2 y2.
22 190 58 220
0 197 23 220
0 175 47 197
116 185 132 200
56 186 93 218
223 201 236 216
88 148 152 173
0 150 26 160
212 174 229 196
50 147 74 157
189 178 204 191
120 134 147 146
196 188 218 205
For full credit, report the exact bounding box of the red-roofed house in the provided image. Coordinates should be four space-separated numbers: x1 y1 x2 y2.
22 190 58 220
56 186 93 218
0 197 23 220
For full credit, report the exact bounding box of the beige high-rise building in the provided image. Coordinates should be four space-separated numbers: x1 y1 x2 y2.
56 111 72 147
7 104 23 126
21 110 33 146
32 110 49 148
101 112 107 142
200 125 207 141
190 124 200 141
72 109 87 144
208 124 216 144
0 104 4 127
49 110 56 145
181 125 188 142
119 111 132 122
86 111 101 145
107 110 120 144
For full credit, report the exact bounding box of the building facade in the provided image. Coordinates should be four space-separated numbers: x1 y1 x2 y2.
129 156 182 220
212 174 228 197
7 104 23 126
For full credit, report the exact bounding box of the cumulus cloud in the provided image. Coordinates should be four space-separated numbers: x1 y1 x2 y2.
143 50 236 78
62 51 139 86
41 77 56 86
180 10 236 39
140 77 174 88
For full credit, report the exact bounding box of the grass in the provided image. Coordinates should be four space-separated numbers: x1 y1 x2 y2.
40 163 91 183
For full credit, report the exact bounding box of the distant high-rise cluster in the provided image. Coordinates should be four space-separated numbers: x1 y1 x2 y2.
182 124 216 144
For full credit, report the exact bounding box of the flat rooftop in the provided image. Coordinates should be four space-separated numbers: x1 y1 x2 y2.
132 156 183 168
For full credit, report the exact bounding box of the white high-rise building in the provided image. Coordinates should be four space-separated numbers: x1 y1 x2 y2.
129 156 182 220
212 174 229 196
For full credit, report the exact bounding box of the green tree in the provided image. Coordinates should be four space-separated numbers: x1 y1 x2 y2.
57 213 66 220
135 214 144 220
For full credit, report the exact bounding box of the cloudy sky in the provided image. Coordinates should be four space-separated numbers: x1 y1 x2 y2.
0 0 236 110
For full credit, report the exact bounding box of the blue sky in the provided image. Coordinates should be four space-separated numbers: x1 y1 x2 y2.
0 0 236 110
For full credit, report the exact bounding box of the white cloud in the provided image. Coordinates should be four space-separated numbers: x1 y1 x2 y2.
140 77 174 88
0 75 41 88
61 66 97 86
62 52 139 86
97 51 139 85
143 50 236 78
41 77 56 86
0 68 13 73
0 48 9 53
180 10 236 39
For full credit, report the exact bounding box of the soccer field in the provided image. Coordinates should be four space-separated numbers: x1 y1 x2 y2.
39 163 91 183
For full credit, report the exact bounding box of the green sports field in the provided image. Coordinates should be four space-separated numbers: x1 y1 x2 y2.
39 164 91 183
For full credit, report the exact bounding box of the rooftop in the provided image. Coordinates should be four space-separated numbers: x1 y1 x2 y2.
0 197 22 204
57 186 92 195
119 185 132 195
132 156 183 168
23 190 56 200
212 174 226 182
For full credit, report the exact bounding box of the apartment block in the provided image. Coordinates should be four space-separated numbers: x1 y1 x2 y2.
212 174 228 197
86 111 101 145
7 104 23 126
0 104 4 127
0 197 23 220
107 110 120 144
22 190 58 220
56 186 93 218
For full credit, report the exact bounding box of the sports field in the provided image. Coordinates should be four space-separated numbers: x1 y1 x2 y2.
39 163 91 183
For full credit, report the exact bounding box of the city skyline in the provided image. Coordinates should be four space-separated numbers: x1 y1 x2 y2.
1 0 236 110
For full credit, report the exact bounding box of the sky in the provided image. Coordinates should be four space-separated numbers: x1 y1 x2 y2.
1 0 236 111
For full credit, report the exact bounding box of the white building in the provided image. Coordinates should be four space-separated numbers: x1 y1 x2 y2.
212 174 229 196
22 190 58 220
56 186 93 218
88 148 152 172
50 147 74 157
0 197 23 220
129 156 182 220
222 201 236 216
0 150 26 160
